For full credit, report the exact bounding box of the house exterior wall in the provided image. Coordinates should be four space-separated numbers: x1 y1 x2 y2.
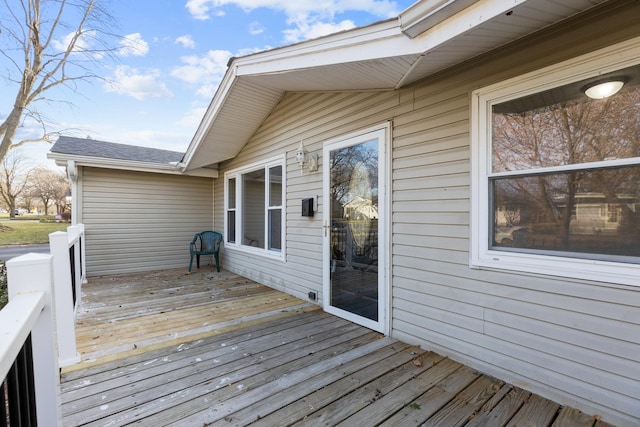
214 4 640 426
79 167 213 276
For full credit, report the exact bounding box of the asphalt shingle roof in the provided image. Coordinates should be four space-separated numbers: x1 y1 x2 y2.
50 136 184 164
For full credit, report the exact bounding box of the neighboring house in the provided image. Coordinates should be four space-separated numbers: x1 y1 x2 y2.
569 193 636 235
343 196 379 220
49 1 640 425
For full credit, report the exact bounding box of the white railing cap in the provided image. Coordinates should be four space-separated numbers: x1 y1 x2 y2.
0 292 46 380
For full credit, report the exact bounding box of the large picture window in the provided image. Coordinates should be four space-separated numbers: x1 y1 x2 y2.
471 40 640 286
225 157 285 258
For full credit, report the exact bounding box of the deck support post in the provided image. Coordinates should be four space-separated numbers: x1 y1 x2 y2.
49 231 81 367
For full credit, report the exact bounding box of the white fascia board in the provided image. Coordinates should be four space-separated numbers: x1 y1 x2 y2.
399 0 480 38
234 0 528 76
46 152 218 178
409 0 529 47
172 166 218 178
234 21 415 76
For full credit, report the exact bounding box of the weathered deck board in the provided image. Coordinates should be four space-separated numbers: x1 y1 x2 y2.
282 353 448 426
421 376 504 427
77 275 271 322
62 313 348 407
70 268 309 365
506 394 561 426
59 267 612 427
375 364 480 427
62 307 326 385
465 386 531 427
75 290 301 351
64 306 386 425
144 337 395 426
553 407 600 426
222 344 423 427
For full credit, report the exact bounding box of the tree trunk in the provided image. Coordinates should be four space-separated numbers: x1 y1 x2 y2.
0 51 35 160
0 106 26 162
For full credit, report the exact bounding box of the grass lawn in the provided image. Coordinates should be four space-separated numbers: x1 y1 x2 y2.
0 218 70 309
0 220 69 245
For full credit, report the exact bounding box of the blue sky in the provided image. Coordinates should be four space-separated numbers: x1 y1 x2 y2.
1 0 416 169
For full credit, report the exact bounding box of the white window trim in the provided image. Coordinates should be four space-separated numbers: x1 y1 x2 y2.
224 155 286 261
470 36 640 287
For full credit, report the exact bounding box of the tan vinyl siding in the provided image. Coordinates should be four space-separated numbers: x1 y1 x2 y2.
216 89 401 300
212 4 640 426
81 167 213 276
393 6 640 426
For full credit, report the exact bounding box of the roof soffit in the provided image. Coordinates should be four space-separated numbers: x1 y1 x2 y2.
184 0 612 170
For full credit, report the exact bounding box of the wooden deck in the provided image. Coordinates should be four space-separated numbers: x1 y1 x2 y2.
60 267 612 426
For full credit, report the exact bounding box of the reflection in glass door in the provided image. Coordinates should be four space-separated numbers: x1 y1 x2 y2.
323 128 387 332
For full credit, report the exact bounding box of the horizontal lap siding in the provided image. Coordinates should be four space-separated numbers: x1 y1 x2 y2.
81 167 213 275
391 5 640 426
214 4 640 425
215 90 404 300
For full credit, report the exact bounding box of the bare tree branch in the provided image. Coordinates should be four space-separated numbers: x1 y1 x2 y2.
28 166 68 215
0 0 119 161
0 150 32 217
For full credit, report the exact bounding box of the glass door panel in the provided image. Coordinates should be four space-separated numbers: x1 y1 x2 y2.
323 128 386 332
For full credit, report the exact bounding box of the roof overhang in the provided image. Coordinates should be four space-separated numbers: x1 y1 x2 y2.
183 0 609 171
399 0 481 38
47 151 218 178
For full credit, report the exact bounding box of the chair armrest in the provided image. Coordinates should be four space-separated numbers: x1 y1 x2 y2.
190 235 199 252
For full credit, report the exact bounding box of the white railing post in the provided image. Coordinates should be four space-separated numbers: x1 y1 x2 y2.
67 224 83 308
49 231 81 367
78 223 87 285
6 253 62 427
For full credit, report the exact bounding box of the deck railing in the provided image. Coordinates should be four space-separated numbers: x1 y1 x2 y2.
0 223 86 426
49 224 85 367
1 254 62 426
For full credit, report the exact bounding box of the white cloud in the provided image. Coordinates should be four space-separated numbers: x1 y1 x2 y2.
118 33 149 57
249 21 265 35
196 84 218 99
178 106 208 128
236 46 265 57
185 0 213 20
184 0 402 41
176 35 196 49
52 30 97 53
283 19 355 43
104 66 173 100
170 49 232 97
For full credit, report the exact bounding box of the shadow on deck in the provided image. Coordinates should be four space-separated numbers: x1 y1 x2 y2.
60 267 611 426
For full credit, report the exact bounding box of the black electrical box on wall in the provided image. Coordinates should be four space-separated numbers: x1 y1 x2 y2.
302 198 314 217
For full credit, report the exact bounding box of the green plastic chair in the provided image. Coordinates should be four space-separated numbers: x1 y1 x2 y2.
189 231 223 272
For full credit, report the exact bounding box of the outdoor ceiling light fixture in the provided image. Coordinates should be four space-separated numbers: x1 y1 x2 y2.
582 78 626 99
